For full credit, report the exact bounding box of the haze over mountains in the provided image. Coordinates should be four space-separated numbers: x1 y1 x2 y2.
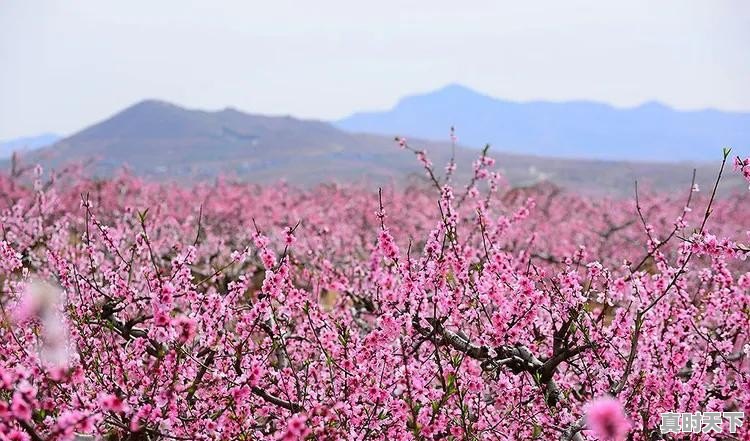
0 133 60 159
336 84 750 162
10 97 742 195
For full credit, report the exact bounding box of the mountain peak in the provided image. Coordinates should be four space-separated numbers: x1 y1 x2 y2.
394 84 496 112
419 83 492 102
124 99 183 113
635 100 670 111
434 83 480 96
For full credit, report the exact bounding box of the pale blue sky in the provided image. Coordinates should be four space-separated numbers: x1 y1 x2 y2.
1 0 749 139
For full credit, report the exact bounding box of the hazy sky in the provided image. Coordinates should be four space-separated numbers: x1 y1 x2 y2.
1 1 749 139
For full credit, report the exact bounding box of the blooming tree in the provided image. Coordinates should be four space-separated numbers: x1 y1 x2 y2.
0 144 748 440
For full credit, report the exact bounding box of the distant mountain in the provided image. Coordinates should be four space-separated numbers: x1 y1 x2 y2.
13 99 742 195
335 84 750 162
21 100 473 186
0 133 61 159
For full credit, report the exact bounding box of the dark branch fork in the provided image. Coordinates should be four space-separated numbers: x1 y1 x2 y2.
412 316 590 408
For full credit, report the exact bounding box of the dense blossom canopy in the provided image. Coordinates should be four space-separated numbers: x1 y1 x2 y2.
0 148 748 440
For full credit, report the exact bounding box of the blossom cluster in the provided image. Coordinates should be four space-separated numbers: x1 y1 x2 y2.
0 146 748 441
735 156 750 189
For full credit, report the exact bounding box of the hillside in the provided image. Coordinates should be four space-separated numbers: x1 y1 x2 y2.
13 99 742 195
336 84 750 162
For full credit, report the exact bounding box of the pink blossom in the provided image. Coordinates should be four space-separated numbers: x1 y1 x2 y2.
585 396 630 441
735 156 750 188
6 430 30 441
280 414 310 439
98 393 129 413
0 240 22 273
172 315 197 343
10 393 32 421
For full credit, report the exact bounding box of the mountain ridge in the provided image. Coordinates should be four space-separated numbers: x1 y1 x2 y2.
336 84 750 162
10 98 743 195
